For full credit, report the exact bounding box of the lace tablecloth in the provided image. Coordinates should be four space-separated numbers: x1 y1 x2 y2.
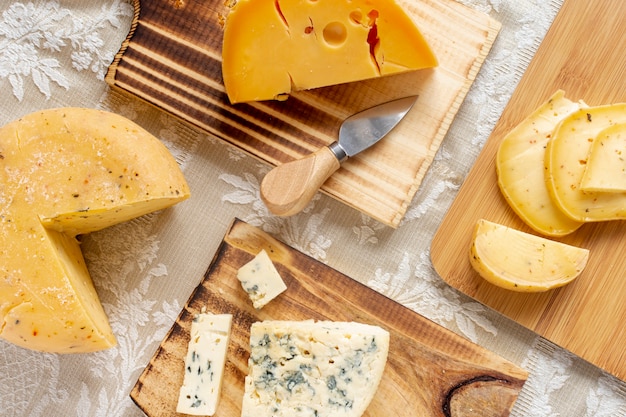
1 1 625 416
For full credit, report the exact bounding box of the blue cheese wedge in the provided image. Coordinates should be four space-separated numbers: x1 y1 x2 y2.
176 313 232 416
241 320 390 417
237 249 287 309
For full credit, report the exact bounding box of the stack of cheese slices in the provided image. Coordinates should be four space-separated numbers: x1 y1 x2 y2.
469 90 626 292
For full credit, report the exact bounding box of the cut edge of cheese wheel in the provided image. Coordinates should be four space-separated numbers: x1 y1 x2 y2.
496 90 585 237
579 122 626 193
242 320 390 417
221 0 437 103
544 104 626 222
0 107 190 353
469 219 589 293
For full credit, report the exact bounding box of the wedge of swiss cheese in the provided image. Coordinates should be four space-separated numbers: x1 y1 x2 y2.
0 108 190 353
222 0 437 103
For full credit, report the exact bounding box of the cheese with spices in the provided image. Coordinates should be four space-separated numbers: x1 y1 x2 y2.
545 104 626 222
0 108 190 353
241 320 389 417
579 123 626 192
222 0 437 103
496 90 585 236
469 219 589 292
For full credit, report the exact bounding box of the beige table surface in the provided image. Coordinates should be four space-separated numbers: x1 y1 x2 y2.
0 1 625 416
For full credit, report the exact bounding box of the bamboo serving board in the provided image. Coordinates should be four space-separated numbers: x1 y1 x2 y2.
131 219 527 416
105 0 500 227
431 0 626 380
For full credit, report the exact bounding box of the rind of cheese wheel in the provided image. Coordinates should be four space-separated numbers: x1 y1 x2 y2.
0 108 190 353
579 123 626 192
222 0 437 103
469 219 589 292
545 104 626 222
496 90 585 237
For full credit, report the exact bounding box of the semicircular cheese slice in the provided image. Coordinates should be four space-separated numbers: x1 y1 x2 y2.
222 0 437 103
469 219 589 292
0 108 190 353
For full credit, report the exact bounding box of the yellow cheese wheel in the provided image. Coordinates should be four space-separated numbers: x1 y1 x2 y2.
222 0 437 103
0 108 190 353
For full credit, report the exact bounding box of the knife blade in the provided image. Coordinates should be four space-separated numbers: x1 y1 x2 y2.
260 95 418 216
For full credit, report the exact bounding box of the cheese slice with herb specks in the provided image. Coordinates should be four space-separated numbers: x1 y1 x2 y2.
242 320 389 417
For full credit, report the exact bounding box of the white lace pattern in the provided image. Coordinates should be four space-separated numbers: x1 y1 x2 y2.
1 1 625 416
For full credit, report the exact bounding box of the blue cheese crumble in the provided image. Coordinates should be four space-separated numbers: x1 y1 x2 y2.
237 249 287 309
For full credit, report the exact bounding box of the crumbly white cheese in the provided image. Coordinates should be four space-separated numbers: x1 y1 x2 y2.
176 313 232 416
241 320 390 417
237 249 287 309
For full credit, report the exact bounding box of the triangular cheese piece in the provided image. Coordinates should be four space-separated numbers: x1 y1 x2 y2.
222 0 437 103
579 123 626 192
242 320 389 417
0 108 190 353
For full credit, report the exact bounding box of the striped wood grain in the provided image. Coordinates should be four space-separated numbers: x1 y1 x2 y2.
130 219 527 417
105 0 500 227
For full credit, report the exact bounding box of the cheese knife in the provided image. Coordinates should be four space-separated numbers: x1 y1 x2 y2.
260 95 418 216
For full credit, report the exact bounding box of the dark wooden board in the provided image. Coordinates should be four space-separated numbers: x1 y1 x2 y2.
106 0 500 227
131 219 527 416
431 0 626 380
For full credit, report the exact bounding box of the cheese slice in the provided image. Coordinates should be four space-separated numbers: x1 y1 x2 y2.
469 219 589 292
545 104 626 222
222 0 437 103
177 313 232 416
242 320 390 417
579 123 626 192
237 249 287 309
0 108 190 353
496 90 585 236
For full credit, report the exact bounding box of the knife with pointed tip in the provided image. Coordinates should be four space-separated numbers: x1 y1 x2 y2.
260 95 418 216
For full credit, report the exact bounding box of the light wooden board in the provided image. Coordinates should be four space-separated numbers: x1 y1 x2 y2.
131 219 527 417
431 0 626 380
105 0 500 227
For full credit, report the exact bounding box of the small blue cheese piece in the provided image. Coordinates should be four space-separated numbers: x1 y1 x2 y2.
241 320 390 417
236 249 287 309
176 313 232 416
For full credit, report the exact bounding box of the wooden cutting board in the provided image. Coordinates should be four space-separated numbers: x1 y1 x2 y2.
131 219 527 416
105 0 500 228
431 0 626 381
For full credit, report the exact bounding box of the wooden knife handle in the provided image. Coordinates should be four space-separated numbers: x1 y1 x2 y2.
261 146 341 216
